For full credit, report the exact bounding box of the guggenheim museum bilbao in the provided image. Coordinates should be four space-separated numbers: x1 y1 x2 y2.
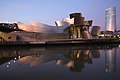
0 7 119 42
0 12 95 42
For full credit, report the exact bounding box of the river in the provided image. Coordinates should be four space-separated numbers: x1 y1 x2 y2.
0 44 120 80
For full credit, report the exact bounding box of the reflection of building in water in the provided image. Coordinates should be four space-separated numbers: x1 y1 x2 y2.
69 50 100 72
18 53 66 67
57 49 100 72
90 50 100 58
56 59 74 69
0 45 105 71
105 48 116 73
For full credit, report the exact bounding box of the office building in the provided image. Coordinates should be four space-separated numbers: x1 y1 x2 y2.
105 7 116 32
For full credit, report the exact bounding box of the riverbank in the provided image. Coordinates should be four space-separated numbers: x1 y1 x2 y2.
0 38 119 46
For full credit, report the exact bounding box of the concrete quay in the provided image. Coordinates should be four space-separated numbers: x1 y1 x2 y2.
0 38 119 46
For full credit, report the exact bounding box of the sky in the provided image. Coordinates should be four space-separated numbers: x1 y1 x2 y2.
0 0 120 30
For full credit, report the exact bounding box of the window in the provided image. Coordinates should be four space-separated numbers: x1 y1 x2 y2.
8 36 12 39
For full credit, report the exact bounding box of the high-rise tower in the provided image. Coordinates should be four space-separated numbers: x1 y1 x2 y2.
105 7 116 32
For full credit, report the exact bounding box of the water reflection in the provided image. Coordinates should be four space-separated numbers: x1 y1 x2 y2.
56 49 100 72
0 44 119 73
105 48 116 73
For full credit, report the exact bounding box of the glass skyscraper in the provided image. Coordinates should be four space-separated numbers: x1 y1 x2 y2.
105 7 116 32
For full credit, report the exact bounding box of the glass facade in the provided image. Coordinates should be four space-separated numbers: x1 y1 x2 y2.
105 7 116 31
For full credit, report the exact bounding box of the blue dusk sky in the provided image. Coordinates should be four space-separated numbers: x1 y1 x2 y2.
0 0 120 30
